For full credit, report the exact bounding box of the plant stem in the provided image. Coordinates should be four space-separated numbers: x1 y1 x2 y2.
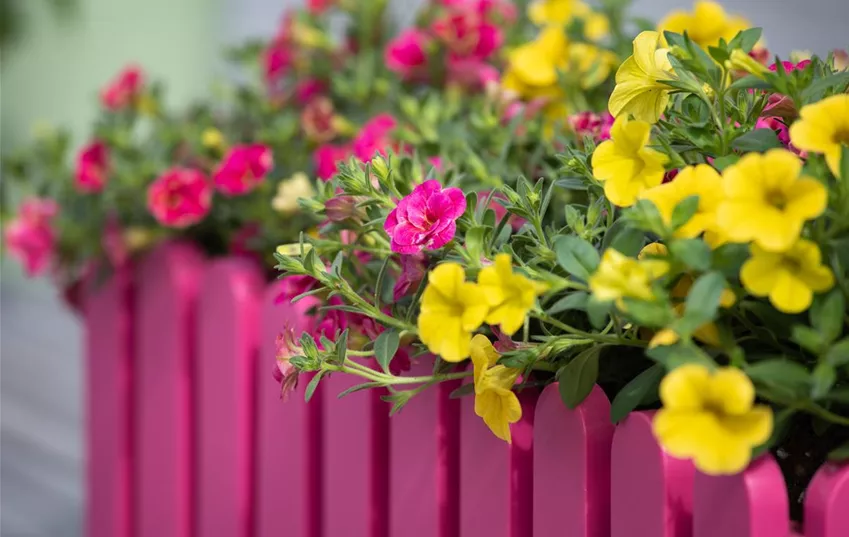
533 312 647 347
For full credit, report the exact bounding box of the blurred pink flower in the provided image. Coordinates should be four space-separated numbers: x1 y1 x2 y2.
101 65 144 111
768 59 811 73
446 57 500 89
432 12 502 61
102 215 128 268
662 169 679 184
295 78 327 105
4 197 59 277
834 49 849 71
75 141 110 193
274 327 301 400
385 29 432 80
393 252 427 300
568 111 615 143
755 117 805 156
147 168 212 227
385 179 466 254
314 143 351 180
301 97 337 143
306 0 334 14
214 144 274 196
353 114 397 161
275 274 320 305
325 195 367 223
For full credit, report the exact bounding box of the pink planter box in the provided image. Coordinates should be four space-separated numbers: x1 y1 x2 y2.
85 244 849 537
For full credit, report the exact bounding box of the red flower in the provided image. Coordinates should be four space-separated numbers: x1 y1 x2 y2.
4 198 59 277
75 141 110 193
214 144 274 196
147 168 212 227
101 65 144 111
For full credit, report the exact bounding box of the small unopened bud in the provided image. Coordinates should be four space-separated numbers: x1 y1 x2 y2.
726 49 769 80
370 156 390 182
325 196 367 223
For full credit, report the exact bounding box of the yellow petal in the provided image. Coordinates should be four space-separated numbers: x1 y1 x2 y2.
708 367 755 416
470 334 499 385
659 364 710 411
719 406 773 447
740 253 782 297
769 270 814 314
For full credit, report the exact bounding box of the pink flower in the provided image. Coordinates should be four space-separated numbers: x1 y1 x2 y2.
315 296 349 340
325 195 367 223
230 222 263 261
274 327 301 400
301 97 337 143
295 78 326 105
432 12 502 61
314 143 351 180
101 65 144 111
755 117 805 156
213 144 274 196
353 114 397 161
306 0 334 14
446 57 500 90
385 29 432 80
768 59 811 73
662 169 679 184
384 180 466 254
75 141 110 193
102 215 128 268
275 274 320 305
393 252 428 300
834 49 849 71
147 168 212 227
4 197 59 277
749 47 771 65
568 111 615 143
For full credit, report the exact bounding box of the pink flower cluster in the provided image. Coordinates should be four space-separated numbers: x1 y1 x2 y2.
75 141 110 193
384 179 466 254
147 168 212 227
4 198 59 277
568 111 615 143
314 113 397 180
213 144 274 196
763 59 812 119
101 66 144 111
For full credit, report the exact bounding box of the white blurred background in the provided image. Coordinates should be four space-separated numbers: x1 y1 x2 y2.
2 0 848 535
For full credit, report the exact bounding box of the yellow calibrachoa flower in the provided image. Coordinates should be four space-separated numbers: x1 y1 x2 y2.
717 149 828 252
201 128 226 151
591 116 669 207
657 1 751 49
574 4 610 42
418 263 489 362
589 248 669 310
568 43 618 89
470 335 522 443
640 164 726 244
478 254 548 336
653 364 773 475
789 94 849 177
272 172 317 214
502 26 568 101
608 31 674 123
740 239 835 314
528 0 579 25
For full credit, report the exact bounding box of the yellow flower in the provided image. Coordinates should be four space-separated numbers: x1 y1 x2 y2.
657 1 751 49
574 4 610 42
470 335 522 443
276 243 312 256
591 116 669 207
717 149 827 252
477 254 547 336
272 173 317 214
502 26 568 101
608 31 674 123
528 0 579 25
201 128 225 151
589 248 669 310
789 94 849 177
639 164 727 246
418 263 489 362
740 239 835 314
653 364 773 475
568 43 618 89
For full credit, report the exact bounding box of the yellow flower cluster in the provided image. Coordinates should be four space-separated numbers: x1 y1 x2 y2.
417 254 546 362
653 364 772 475
527 0 610 42
608 31 674 124
470 335 523 443
588 248 669 310
657 1 751 50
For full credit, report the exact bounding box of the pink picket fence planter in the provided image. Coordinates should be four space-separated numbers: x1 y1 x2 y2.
84 242 849 537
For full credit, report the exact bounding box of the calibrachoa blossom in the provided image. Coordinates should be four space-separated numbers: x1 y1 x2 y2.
717 149 827 252
431 9 502 61
591 116 669 207
384 179 466 254
477 254 547 335
589 249 668 311
274 327 302 399
101 65 144 111
418 263 489 362
4 198 59 277
657 0 750 49
272 172 316 214
653 365 772 475
789 94 849 177
385 29 432 80
352 114 397 162
314 143 351 180
470 335 522 443
740 239 834 314
147 168 212 227
301 97 337 143
393 253 428 301
568 111 614 143
608 31 673 123
214 144 274 196
75 141 110 193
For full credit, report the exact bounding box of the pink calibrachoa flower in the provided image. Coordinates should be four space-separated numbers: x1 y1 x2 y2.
75 141 110 193
385 29 432 80
301 97 337 143
384 179 466 254
314 143 351 180
306 0 334 14
662 168 679 184
264 14 296 87
755 117 805 156
431 11 503 61
274 274 320 305
762 60 812 118
213 144 274 196
295 78 326 105
101 65 144 111
273 327 301 400
352 114 397 161
568 111 615 143
325 195 367 223
393 252 428 301
147 167 212 227
446 58 500 90
4 197 59 277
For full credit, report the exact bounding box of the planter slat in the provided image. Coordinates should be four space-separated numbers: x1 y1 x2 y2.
196 259 264 537
804 462 849 537
693 455 789 537
135 242 205 537
255 286 321 537
611 411 694 537
533 384 613 537
85 264 134 537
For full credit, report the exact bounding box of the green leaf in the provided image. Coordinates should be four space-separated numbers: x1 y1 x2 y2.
711 155 740 171
304 371 325 402
826 338 849 367
670 195 700 232
811 362 836 400
338 381 385 399
609 364 665 423
731 129 781 152
728 75 773 92
374 329 400 374
801 71 849 102
841 144 849 181
554 236 600 281
647 342 716 369
828 441 849 462
558 346 602 409
335 329 349 365
465 226 488 262
791 324 827 354
625 199 667 236
547 292 589 314
737 27 763 52
602 220 645 258
745 359 811 399
448 382 476 399
810 290 846 344
707 45 729 64
670 238 712 272
374 257 391 310
711 243 750 278
682 272 726 328
586 297 610 329
621 298 674 327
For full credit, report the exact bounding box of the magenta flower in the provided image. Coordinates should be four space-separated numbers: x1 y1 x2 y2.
101 65 144 111
274 327 301 400
568 111 615 143
755 117 805 157
214 144 274 196
75 141 110 193
147 167 212 227
274 274 320 305
393 252 427 300
314 143 351 180
295 78 326 105
4 197 59 277
446 58 500 90
385 29 432 80
384 180 466 254
352 114 398 161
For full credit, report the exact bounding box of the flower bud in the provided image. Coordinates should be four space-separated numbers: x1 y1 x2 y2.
726 49 769 80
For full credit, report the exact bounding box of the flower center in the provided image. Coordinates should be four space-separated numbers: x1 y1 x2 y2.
833 127 849 145
765 189 788 210
781 256 803 274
